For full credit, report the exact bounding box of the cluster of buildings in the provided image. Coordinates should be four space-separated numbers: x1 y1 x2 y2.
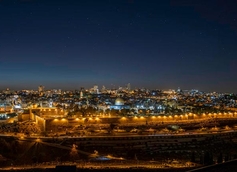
0 85 236 133
0 85 236 115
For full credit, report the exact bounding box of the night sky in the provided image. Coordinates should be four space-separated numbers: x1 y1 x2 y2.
0 0 237 92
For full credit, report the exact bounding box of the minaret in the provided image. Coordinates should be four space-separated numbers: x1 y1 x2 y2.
127 83 131 91
86 97 89 106
80 87 84 98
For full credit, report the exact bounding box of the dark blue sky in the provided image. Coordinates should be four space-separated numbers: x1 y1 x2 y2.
0 0 237 92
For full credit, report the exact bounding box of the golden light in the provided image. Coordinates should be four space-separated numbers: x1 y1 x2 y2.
62 118 66 121
134 116 138 119
89 117 92 120
151 116 155 119
54 119 58 121
75 118 79 121
95 117 99 120
107 154 112 158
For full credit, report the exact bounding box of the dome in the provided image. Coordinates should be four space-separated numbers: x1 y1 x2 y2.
115 98 125 106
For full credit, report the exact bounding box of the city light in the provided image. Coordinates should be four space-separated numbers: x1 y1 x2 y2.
1 0 237 170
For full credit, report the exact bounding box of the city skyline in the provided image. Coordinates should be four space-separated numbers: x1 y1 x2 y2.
0 83 235 94
1 0 237 92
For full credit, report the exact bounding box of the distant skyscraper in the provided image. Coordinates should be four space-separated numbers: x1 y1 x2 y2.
127 83 131 91
101 85 106 93
4 88 10 94
80 91 84 98
118 86 123 91
38 85 44 92
93 85 99 94
93 85 98 90
79 87 85 98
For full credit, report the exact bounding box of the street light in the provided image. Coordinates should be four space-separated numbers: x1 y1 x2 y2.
185 114 188 120
169 115 172 121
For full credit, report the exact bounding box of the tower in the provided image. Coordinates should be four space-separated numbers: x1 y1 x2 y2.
80 87 84 98
101 85 106 93
80 91 84 98
93 85 99 94
38 85 44 92
127 83 131 91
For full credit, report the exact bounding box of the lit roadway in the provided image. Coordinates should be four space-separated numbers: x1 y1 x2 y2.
0 161 189 170
1 127 237 139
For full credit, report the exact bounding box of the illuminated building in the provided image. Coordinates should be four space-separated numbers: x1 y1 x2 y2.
109 98 130 110
38 85 44 92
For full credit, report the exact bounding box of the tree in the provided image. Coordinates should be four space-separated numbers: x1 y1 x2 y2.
120 109 129 116
77 107 96 117
110 109 119 116
73 104 80 112
107 123 117 134
67 111 74 117
70 144 79 162
105 109 111 114
110 123 116 130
